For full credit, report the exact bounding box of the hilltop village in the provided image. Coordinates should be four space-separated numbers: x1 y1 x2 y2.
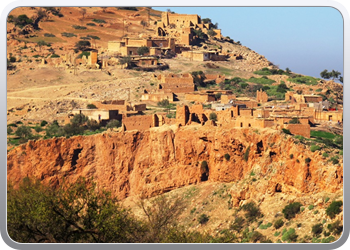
6 7 344 244
6 7 343 141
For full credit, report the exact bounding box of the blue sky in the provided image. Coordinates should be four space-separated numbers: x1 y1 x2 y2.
154 7 343 79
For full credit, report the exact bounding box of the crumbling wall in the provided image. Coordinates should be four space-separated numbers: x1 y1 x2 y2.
176 105 190 125
220 94 236 104
285 124 310 138
141 93 174 102
256 89 268 103
185 93 215 103
122 115 154 131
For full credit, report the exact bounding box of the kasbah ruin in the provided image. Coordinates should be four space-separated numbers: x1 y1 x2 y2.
6 7 344 243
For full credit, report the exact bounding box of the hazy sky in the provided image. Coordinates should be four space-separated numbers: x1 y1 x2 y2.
154 7 343 79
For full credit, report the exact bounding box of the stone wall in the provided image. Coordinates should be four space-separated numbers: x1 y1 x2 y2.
122 114 154 131
185 93 215 103
285 124 310 138
141 92 174 102
256 89 268 103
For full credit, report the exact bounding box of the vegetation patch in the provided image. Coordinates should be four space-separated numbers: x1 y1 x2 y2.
282 202 302 220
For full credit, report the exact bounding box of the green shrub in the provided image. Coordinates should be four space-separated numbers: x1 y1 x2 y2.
34 126 43 133
15 125 32 139
209 113 217 121
274 218 284 229
310 145 321 152
198 214 209 224
86 22 96 26
72 25 87 29
224 153 230 161
281 228 298 242
230 216 245 232
157 99 169 108
86 104 97 109
312 223 323 236
313 210 318 214
241 202 262 222
50 54 60 58
61 32 77 37
321 236 336 243
282 128 291 135
288 118 301 124
92 19 106 24
322 152 329 158
326 201 343 218
282 202 302 220
274 231 280 237
40 120 48 127
324 197 330 203
327 220 343 235
44 33 55 37
106 120 121 129
305 157 311 164
259 222 272 229
330 157 339 165
243 146 250 162
308 205 314 210
7 126 13 135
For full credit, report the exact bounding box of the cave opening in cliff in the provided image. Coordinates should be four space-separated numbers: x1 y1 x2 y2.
256 140 264 154
200 161 209 181
71 148 82 167
275 183 282 192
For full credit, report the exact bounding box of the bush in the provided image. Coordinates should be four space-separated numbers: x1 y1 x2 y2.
259 222 272 229
281 228 298 242
106 120 121 129
209 113 217 121
274 218 284 229
282 128 291 135
15 125 32 139
305 157 311 164
230 216 245 232
86 22 96 26
326 200 343 219
44 33 55 37
241 202 262 222
92 19 106 23
61 32 77 37
310 145 321 152
312 223 323 236
327 220 343 235
157 99 169 108
322 152 329 158
288 118 301 124
224 153 230 161
87 104 97 109
308 205 314 210
198 214 209 224
50 54 60 58
72 25 87 29
34 126 43 133
289 154 294 159
7 126 13 135
282 202 302 220
243 146 250 162
137 46 149 56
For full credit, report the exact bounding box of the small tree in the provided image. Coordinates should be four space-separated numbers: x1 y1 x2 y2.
209 112 217 121
137 46 149 56
282 202 302 220
312 223 323 236
198 214 209 224
106 120 121 129
75 40 91 52
207 28 217 37
86 104 97 109
15 125 32 139
241 202 262 222
326 200 343 219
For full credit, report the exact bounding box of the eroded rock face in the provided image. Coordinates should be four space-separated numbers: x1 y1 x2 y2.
7 126 343 200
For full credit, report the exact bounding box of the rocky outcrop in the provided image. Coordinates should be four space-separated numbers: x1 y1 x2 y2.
7 125 343 200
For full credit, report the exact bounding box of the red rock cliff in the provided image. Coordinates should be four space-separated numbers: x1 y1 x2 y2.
7 125 343 200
